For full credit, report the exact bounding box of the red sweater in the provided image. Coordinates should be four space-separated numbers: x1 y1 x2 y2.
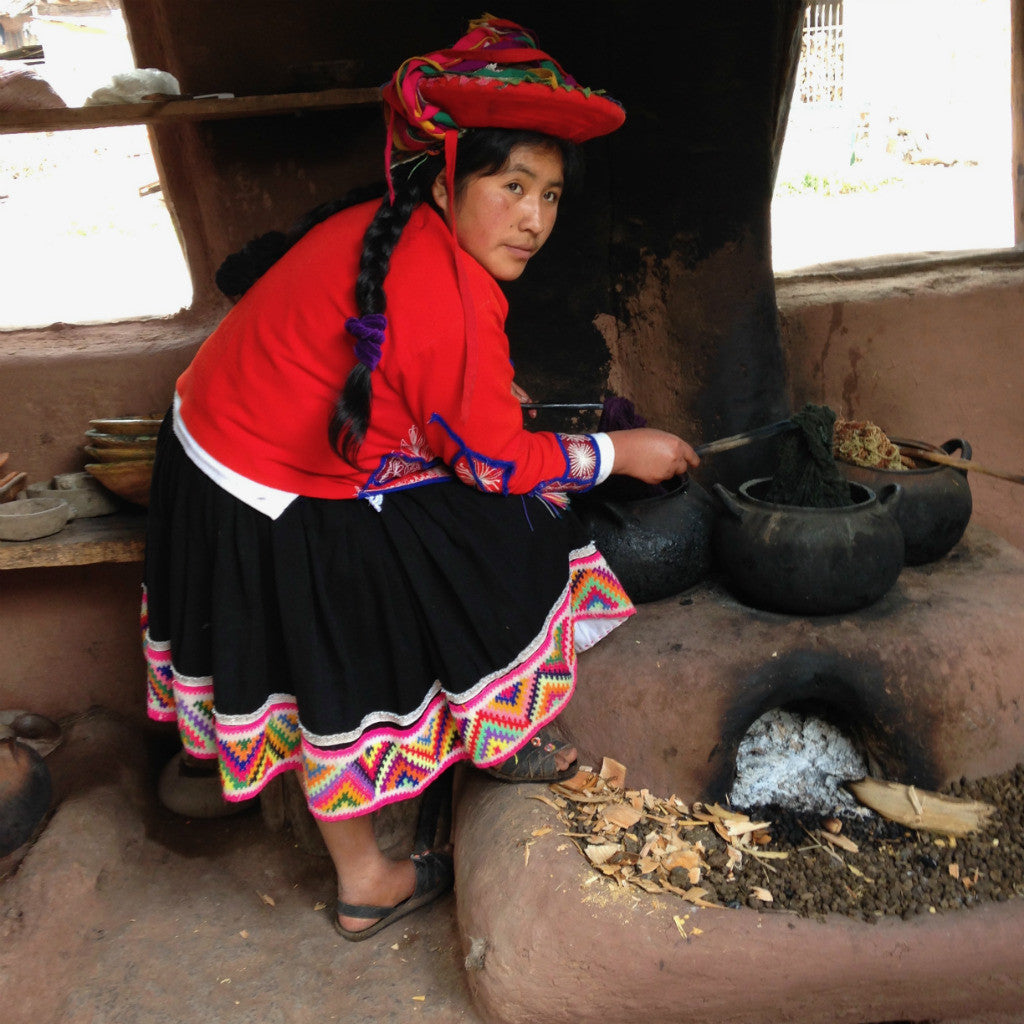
177 200 606 503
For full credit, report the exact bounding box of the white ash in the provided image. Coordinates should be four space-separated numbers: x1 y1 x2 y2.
729 708 871 817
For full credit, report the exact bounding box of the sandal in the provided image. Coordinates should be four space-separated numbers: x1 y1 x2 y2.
333 850 454 942
485 726 579 783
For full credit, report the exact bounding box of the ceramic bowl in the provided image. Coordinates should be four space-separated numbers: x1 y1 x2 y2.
84 460 153 507
0 495 71 541
84 443 157 463
88 417 164 436
84 429 159 449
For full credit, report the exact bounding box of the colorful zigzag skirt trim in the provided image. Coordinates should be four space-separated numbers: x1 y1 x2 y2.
144 546 632 820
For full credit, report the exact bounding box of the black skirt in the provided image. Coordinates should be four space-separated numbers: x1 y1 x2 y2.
143 418 634 819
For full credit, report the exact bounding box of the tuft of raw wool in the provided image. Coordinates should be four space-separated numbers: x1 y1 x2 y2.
84 68 180 106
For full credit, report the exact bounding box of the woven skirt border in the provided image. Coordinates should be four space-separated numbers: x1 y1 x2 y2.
143 545 633 819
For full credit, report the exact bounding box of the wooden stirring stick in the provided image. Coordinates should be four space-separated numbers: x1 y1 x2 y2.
900 445 1024 485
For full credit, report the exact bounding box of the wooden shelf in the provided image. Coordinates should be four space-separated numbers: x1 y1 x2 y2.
0 86 383 135
0 510 147 570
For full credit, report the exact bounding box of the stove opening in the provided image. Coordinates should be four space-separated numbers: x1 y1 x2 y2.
728 704 873 817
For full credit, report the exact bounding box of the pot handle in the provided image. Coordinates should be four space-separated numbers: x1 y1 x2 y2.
941 438 972 461
598 500 629 527
877 481 903 510
712 483 745 520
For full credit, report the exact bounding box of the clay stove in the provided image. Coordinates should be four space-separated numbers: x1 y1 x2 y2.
452 523 1024 1024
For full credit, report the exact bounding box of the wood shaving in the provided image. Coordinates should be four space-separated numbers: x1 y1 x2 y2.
547 766 794 909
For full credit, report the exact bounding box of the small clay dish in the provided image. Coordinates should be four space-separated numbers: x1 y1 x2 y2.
0 495 71 541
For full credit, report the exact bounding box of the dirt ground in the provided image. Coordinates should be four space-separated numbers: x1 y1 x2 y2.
0 710 484 1024
4 710 1024 1024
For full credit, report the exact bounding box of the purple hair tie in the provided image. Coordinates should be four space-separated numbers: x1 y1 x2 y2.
345 313 387 371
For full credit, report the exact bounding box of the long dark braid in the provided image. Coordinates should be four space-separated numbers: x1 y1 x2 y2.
329 156 441 461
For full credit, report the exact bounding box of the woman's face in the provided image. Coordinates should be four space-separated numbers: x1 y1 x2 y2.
432 142 565 282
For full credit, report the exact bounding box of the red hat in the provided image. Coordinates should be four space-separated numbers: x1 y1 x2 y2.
381 14 625 167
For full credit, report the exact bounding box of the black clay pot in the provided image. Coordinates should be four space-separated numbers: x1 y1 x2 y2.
840 437 972 565
712 477 905 615
576 476 716 603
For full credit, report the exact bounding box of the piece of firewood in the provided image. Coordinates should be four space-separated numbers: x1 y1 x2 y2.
845 776 996 836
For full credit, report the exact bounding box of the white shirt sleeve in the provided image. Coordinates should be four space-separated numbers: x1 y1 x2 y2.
592 432 615 486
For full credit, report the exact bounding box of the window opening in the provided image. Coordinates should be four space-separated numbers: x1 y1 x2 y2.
0 0 192 329
772 0 1014 272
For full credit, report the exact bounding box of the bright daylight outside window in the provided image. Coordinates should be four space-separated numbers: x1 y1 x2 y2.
0 0 192 329
772 0 1014 272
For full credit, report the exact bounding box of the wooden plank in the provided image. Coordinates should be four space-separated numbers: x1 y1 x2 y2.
0 87 382 135
0 511 147 570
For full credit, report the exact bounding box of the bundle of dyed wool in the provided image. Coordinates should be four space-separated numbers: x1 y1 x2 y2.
765 403 853 508
598 395 647 432
833 418 908 470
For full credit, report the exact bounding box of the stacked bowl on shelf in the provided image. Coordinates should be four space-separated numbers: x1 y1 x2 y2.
83 417 161 508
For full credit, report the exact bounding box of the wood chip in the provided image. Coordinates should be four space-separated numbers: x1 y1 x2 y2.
528 793 565 811
725 819 772 838
556 770 601 793
817 829 859 853
664 848 703 871
633 878 664 894
601 803 642 829
600 756 627 790
704 802 750 822
584 842 622 866
750 886 773 902
680 887 724 909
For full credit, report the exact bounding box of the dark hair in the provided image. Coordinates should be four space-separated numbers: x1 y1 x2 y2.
214 230 289 299
214 183 387 301
329 128 581 461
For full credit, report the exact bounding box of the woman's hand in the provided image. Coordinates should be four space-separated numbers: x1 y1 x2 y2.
511 380 537 420
606 428 700 484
